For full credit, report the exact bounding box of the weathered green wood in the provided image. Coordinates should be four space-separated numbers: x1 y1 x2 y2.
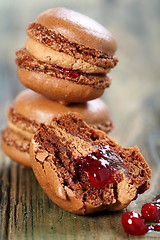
0 0 160 239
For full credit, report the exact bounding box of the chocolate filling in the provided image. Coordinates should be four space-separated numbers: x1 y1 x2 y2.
9 108 39 134
16 49 111 89
8 108 113 136
33 114 151 206
2 128 30 152
27 22 118 69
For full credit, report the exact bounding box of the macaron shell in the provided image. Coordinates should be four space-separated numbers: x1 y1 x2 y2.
106 176 137 211
30 140 86 214
13 89 111 127
36 8 117 55
1 137 30 167
17 68 106 103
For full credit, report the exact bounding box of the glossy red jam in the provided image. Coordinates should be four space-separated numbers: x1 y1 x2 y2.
76 145 124 189
148 225 160 231
52 64 86 78
63 68 80 78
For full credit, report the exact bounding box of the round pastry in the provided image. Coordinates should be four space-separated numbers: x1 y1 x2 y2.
30 113 151 214
16 8 118 104
1 89 113 167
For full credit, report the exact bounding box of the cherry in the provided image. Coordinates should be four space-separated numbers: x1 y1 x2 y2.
141 203 160 222
76 145 124 189
121 211 148 236
121 196 160 236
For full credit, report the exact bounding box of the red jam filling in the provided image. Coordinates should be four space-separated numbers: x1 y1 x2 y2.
76 145 124 189
52 64 87 78
122 196 160 236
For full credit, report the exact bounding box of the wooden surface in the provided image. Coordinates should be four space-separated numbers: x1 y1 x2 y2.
0 0 160 239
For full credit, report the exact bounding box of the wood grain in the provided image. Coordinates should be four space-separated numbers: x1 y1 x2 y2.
0 0 160 239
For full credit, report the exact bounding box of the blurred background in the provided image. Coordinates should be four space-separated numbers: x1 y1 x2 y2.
0 0 160 144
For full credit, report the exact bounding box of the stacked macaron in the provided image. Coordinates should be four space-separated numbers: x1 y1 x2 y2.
16 8 118 104
1 8 151 215
2 90 113 167
2 8 117 167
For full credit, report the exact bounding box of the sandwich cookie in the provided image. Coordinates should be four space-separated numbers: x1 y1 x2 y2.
16 8 118 104
2 90 113 167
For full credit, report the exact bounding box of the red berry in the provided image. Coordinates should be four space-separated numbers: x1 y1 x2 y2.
141 203 160 222
122 211 148 236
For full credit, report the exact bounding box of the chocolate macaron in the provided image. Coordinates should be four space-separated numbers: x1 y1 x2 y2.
30 113 151 214
16 8 118 104
2 90 113 167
